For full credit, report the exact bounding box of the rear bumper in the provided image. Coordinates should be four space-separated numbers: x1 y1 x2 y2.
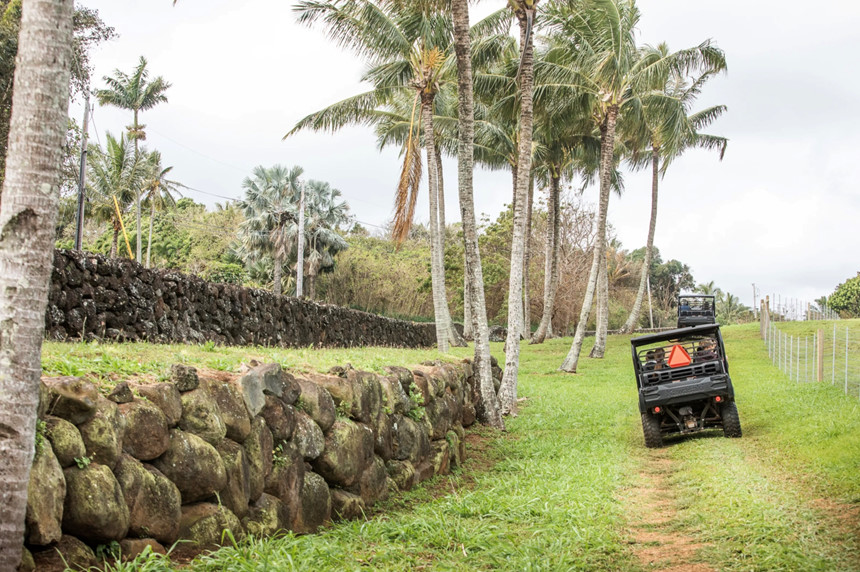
639 374 733 412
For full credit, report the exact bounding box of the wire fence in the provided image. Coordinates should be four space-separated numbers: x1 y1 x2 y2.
760 302 860 401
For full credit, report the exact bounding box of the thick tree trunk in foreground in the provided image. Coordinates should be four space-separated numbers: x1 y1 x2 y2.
561 105 617 372
0 0 73 568
498 11 536 416
621 146 660 333
589 250 608 357
451 0 502 428
532 173 560 343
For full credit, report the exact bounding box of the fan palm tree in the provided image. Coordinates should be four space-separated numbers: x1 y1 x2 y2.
540 0 725 372
87 132 143 258
95 56 170 264
301 179 351 299
619 57 727 333
237 165 303 296
140 149 183 268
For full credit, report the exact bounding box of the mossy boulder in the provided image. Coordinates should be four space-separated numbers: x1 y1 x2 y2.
119 400 169 461
41 376 98 425
118 538 166 560
62 463 130 542
312 419 371 488
202 377 252 441
25 441 65 546
243 416 274 503
260 396 296 443
356 455 388 505
171 364 199 392
264 441 305 526
425 393 452 440
305 372 357 419
43 416 84 468
178 503 244 548
295 378 336 432
293 410 325 461
330 488 366 521
31 535 95 571
346 370 384 423
216 439 251 520
391 414 430 464
242 493 288 538
77 395 125 470
385 459 416 491
295 471 331 534
134 382 182 427
236 363 299 417
151 429 226 504
379 374 410 415
107 381 134 404
114 454 181 545
179 387 226 446
431 439 451 476
17 547 34 572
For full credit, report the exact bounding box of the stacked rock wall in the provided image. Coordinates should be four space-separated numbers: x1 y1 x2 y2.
45 250 436 348
23 358 500 569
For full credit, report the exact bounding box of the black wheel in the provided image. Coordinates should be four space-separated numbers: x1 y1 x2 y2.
641 412 663 448
721 401 742 438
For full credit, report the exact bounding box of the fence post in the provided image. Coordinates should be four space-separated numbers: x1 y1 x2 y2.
789 335 793 381
846 328 850 396
833 323 837 385
817 329 823 382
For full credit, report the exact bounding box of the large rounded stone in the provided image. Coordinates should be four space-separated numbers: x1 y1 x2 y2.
151 429 226 504
202 378 252 441
77 395 125 470
385 459 417 491
179 503 244 548
242 493 288 538
311 419 371 488
305 372 357 419
379 375 410 415
346 370 383 424
216 440 251 520
114 454 181 544
171 364 199 392
17 546 34 572
236 363 299 417
62 463 130 542
425 393 452 440
294 471 331 534
391 414 430 464
374 412 394 461
296 378 336 432
31 535 95 571
243 416 273 503
179 388 226 445
134 382 182 426
356 455 388 505
43 416 84 468
25 441 65 546
431 439 451 476
119 400 169 461
118 539 166 561
41 376 98 425
264 442 304 527
330 489 366 521
293 410 325 461
260 396 296 444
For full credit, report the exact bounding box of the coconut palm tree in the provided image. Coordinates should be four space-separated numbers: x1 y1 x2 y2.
620 58 727 333
237 165 303 296
540 0 725 372
87 132 144 258
140 149 183 268
0 0 72 564
95 56 170 264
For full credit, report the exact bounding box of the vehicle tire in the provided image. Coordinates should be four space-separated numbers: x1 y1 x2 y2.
721 401 742 438
641 412 663 448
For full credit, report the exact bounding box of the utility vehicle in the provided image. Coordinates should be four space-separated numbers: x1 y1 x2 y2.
631 324 741 448
677 294 716 328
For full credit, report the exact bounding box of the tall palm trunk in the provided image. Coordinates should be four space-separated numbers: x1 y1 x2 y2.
133 109 142 264
561 105 618 372
146 197 155 268
422 95 460 352
621 145 660 333
522 174 534 338
0 0 73 567
273 254 283 296
451 0 503 428
435 144 445 231
462 267 473 340
532 172 560 343
498 10 536 416
589 251 608 357
111 224 120 258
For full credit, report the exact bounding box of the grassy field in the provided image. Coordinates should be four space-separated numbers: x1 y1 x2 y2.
42 323 860 571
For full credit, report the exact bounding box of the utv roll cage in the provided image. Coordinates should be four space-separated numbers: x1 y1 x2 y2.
677 294 716 328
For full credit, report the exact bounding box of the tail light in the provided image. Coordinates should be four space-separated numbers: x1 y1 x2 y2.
715 396 722 403
653 406 662 413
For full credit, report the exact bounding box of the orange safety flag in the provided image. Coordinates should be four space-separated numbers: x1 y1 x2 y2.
667 345 692 368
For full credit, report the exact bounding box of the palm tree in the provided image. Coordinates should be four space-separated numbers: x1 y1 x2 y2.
300 179 350 299
695 280 722 296
237 165 303 296
140 150 183 268
620 58 727 333
497 0 539 416
95 56 170 264
290 0 466 351
0 0 73 565
87 132 143 258
541 0 725 372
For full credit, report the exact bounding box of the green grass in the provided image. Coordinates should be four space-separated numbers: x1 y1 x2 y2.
44 326 860 571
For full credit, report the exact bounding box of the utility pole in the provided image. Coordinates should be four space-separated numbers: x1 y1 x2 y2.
752 283 757 319
74 93 91 250
296 182 305 298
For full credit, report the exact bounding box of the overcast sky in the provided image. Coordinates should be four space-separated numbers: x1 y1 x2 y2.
71 0 860 312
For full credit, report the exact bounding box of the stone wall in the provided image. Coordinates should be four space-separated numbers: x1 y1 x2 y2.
22 357 502 569
45 250 436 348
